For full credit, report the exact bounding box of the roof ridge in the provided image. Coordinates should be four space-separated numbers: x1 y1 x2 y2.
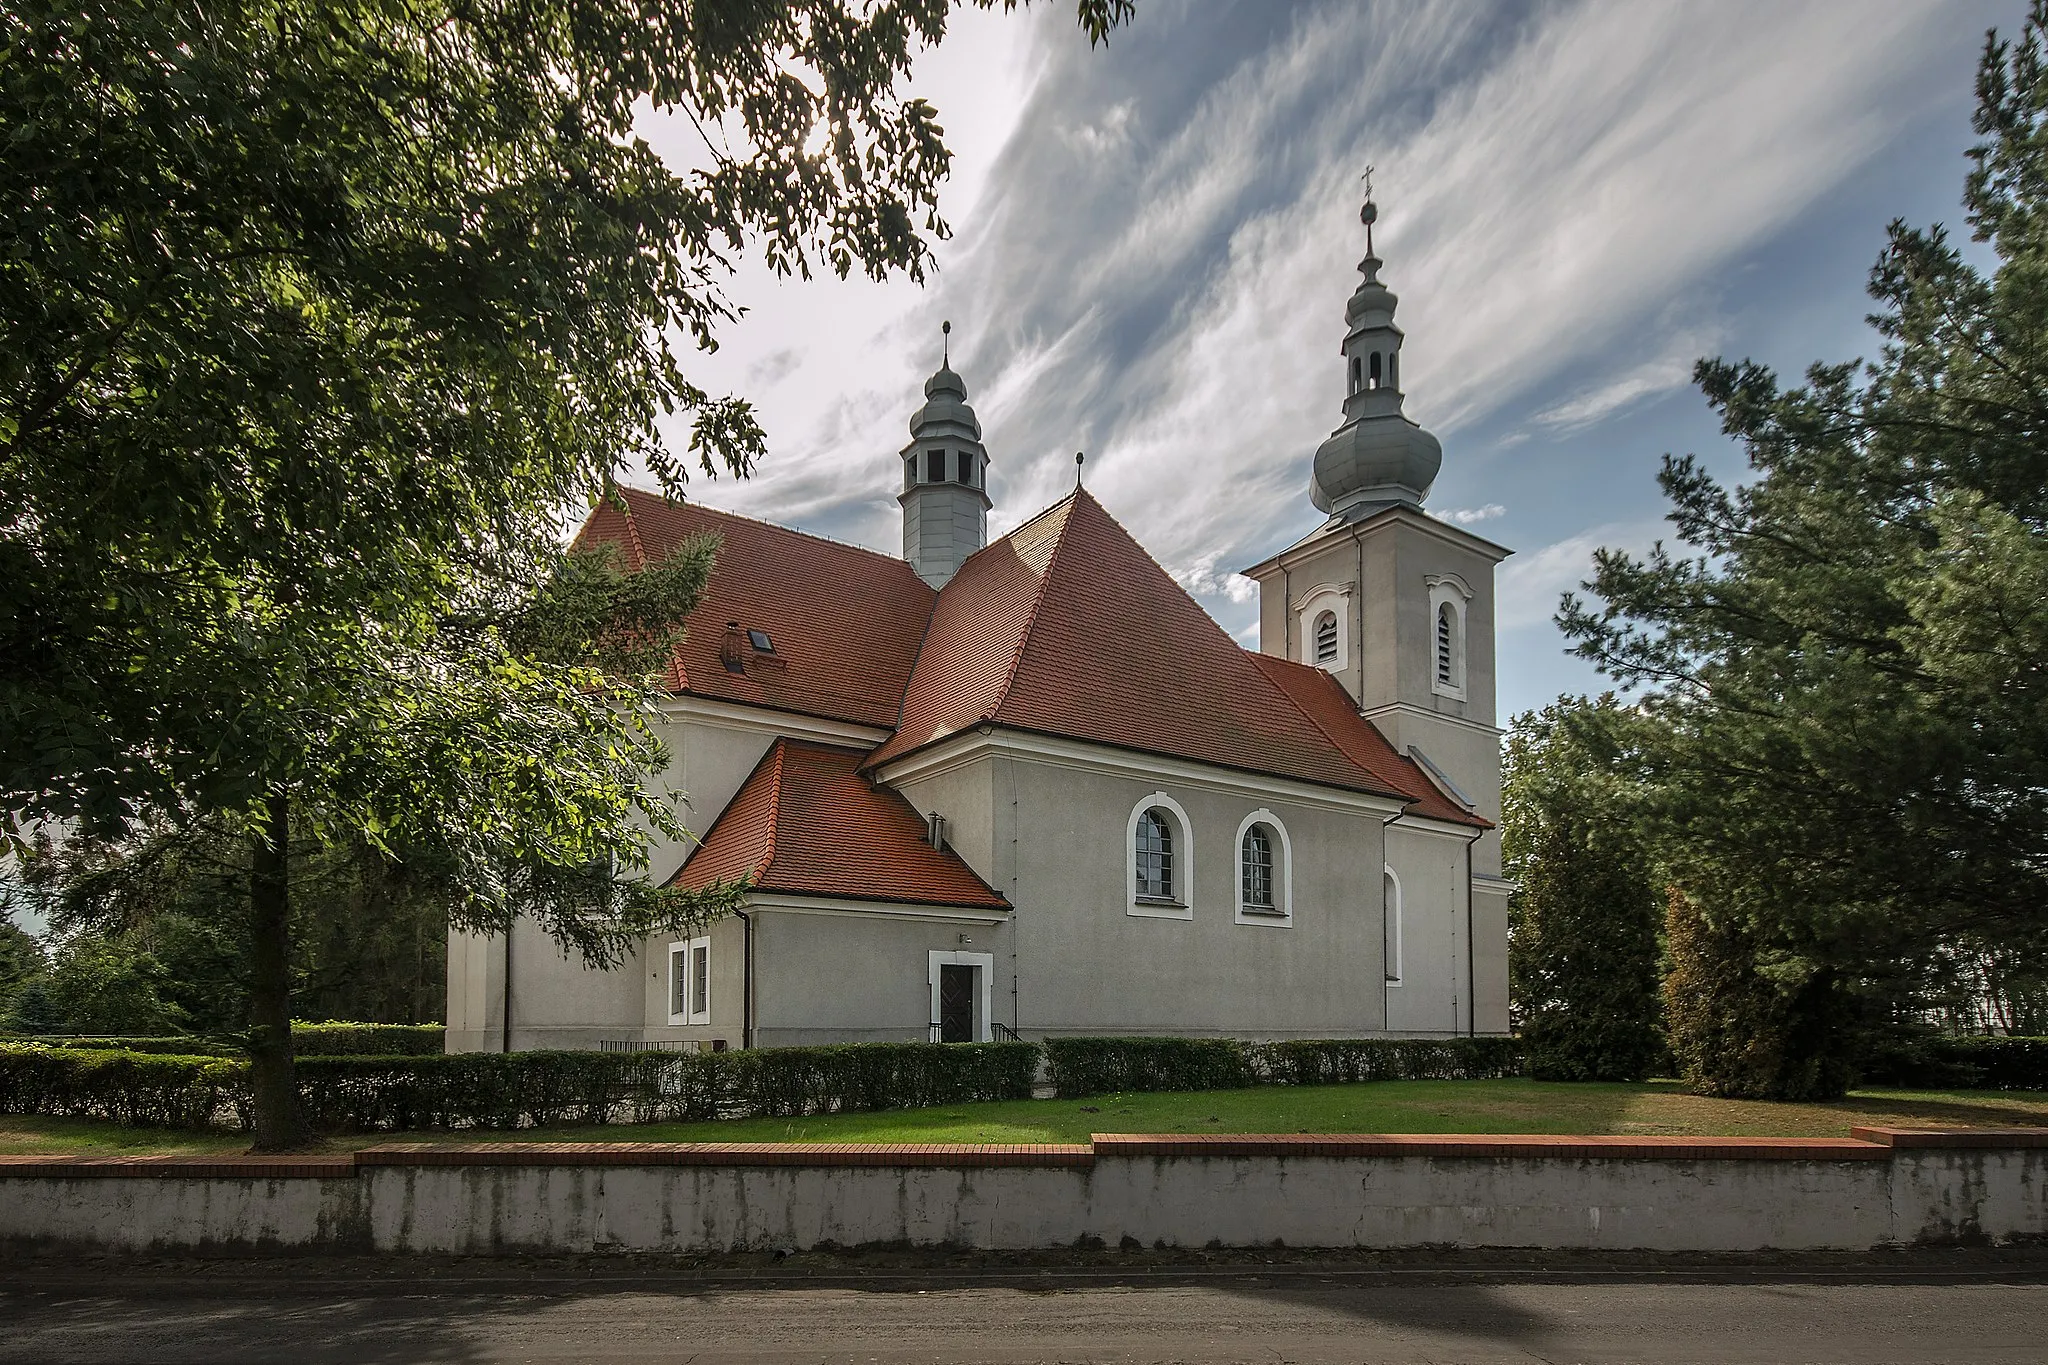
613 483 651 573
984 494 1083 725
755 739 789 883
613 482 930 577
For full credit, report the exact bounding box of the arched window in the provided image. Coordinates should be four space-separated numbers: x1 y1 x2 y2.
1428 575 1471 700
1388 352 1399 391
1240 825 1274 907
1349 355 1361 394
1297 587 1350 674
1383 867 1403 984
1234 809 1292 925
1127 793 1194 919
1135 809 1174 901
1368 352 1382 388
1240 825 1274 909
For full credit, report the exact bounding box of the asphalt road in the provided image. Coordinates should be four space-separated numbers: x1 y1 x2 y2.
4 1260 2046 1364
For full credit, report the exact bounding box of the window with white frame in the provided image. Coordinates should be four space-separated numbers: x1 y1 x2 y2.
1234 809 1292 925
1136 810 1174 898
1426 575 1471 700
668 936 711 1025
1383 866 1403 984
1296 585 1351 674
1127 793 1193 918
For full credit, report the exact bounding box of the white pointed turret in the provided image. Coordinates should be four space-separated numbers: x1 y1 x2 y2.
1309 197 1442 513
899 322 992 588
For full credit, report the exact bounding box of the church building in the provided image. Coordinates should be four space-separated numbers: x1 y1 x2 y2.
446 199 1513 1051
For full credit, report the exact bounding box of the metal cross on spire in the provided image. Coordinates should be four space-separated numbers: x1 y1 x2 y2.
1359 165 1378 256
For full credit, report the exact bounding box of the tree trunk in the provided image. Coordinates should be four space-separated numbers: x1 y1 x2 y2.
247 789 304 1151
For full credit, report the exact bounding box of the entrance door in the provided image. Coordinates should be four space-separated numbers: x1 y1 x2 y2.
938 963 976 1043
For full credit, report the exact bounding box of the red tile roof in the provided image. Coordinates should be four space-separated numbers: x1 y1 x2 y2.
668 740 1009 910
864 491 1419 802
582 485 1482 827
578 486 935 729
1248 653 1488 827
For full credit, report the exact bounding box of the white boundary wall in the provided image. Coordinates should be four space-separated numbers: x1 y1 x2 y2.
2 1138 2043 1254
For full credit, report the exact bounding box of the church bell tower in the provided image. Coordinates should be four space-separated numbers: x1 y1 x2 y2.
1240 187 1515 1036
899 322 992 589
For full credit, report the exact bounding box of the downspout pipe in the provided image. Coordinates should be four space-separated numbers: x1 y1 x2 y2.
1464 832 1481 1038
500 914 514 1054
738 908 755 1050
1379 809 1401 1030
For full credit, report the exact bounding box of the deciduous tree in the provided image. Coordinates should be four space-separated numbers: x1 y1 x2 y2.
2 0 1130 1146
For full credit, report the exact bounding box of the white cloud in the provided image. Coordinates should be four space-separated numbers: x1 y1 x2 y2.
618 0 1984 629
1431 503 1506 525
1171 549 1261 606
1496 519 1662 632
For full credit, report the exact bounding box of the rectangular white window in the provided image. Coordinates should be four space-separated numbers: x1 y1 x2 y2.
668 936 711 1025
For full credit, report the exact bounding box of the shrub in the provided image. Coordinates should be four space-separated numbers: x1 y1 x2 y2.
1862 1035 2048 1092
0 1023 444 1057
1042 1037 1254 1099
2 1035 241 1055
732 1041 1039 1117
0 1043 242 1128
1664 889 1857 1101
1043 1035 1524 1099
1248 1037 1525 1086
0 1039 1039 1132
290 1023 444 1056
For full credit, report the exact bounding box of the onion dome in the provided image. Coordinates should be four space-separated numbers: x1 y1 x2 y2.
1309 198 1442 513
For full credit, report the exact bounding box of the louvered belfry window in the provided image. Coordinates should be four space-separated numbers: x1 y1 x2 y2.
1240 825 1275 909
1314 610 1338 665
1437 603 1455 684
1135 809 1175 900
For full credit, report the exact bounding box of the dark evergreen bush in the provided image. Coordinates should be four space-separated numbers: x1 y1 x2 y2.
1664 889 1857 1101
1858 1035 2048 1092
1503 699 1666 1082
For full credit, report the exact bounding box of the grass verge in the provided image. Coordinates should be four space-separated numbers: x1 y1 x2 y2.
3 1078 2045 1156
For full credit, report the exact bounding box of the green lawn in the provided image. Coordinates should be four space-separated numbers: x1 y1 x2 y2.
5 1078 2047 1156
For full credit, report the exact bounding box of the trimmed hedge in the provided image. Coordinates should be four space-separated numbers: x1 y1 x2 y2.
1041 1037 1253 1098
1864 1035 2048 1092
1043 1035 1526 1099
0 1040 1039 1132
0 1045 245 1128
0 1024 445 1057
291 1024 445 1056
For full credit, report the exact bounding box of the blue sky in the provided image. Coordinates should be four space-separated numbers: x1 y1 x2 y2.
637 0 2010 724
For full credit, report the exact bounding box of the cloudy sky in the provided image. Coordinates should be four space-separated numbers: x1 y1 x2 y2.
637 0 2009 723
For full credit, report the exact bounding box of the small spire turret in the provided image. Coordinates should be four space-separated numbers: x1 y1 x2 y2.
898 322 992 588
1309 188 1442 514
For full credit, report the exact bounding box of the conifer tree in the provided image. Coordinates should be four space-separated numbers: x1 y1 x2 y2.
1561 5 2048 1094
1504 697 1664 1082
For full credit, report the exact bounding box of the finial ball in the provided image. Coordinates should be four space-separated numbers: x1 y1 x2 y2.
942 320 951 335
1360 200 1378 227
